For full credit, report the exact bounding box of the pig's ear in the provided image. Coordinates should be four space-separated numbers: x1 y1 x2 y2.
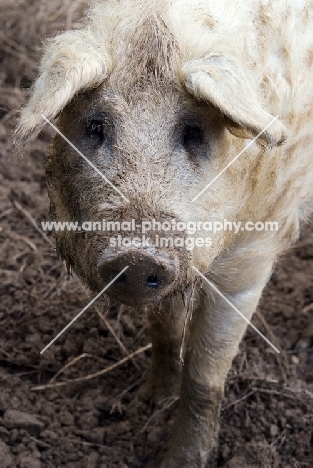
15 29 110 148
181 53 287 148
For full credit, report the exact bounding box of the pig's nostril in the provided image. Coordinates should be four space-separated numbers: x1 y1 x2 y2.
146 275 161 288
99 250 178 305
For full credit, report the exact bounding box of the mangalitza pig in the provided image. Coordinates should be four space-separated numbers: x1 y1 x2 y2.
16 0 313 466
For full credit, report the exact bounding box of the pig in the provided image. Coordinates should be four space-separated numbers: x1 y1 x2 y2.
15 0 313 466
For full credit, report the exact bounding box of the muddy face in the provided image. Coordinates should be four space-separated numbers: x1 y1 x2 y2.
46 81 236 306
16 5 288 309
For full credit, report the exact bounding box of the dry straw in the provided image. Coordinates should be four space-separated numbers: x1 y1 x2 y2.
0 0 89 85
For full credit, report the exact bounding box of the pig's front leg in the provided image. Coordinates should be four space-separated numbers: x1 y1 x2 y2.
161 254 274 468
140 297 186 402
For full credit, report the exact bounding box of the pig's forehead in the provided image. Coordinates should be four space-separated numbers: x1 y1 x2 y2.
78 83 212 118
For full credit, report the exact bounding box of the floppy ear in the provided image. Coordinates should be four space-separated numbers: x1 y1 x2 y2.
15 29 111 147
181 52 287 148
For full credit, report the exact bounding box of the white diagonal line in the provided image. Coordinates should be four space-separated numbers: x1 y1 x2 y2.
191 115 279 203
192 266 280 354
40 266 129 354
41 114 129 203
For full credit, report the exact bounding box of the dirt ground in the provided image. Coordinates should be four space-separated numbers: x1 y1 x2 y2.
0 1 312 467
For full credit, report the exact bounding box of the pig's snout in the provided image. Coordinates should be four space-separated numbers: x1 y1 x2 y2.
99 250 178 305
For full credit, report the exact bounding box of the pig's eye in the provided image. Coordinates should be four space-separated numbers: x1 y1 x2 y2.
86 119 104 140
183 125 203 146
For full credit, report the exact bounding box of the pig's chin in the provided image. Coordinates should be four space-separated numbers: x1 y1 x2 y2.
105 285 178 307
95 248 182 307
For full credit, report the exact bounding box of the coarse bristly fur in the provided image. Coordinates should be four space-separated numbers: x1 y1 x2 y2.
15 1 313 467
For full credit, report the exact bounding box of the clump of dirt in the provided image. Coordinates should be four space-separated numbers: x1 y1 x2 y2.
0 2 312 467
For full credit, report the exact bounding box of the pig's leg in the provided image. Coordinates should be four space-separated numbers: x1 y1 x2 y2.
140 297 186 402
161 252 275 467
